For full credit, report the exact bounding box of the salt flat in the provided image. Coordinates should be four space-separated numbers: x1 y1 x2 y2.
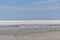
16 31 60 40
0 30 60 40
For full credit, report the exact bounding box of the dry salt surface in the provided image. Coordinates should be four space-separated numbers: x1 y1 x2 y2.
0 31 60 40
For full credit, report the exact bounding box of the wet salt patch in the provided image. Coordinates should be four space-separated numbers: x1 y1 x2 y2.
0 24 60 30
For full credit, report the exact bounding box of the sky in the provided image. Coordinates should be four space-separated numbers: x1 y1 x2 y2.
0 0 60 20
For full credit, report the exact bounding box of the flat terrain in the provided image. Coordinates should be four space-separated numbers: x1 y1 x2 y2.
0 30 60 40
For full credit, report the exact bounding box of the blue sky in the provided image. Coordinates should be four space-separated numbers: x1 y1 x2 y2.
0 0 60 20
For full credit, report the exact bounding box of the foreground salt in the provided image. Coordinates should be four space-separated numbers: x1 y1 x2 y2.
0 31 60 40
